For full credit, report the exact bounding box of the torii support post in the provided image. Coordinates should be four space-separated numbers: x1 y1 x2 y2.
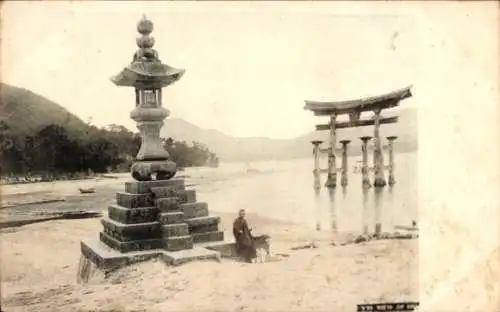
311 140 323 231
339 140 350 187
311 140 323 191
360 136 372 188
325 114 338 188
372 108 386 187
386 136 398 186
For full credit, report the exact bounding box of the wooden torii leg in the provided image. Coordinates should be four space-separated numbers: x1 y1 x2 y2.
311 140 323 191
387 136 398 186
311 140 323 231
372 108 386 187
325 114 337 188
340 140 350 187
360 136 372 188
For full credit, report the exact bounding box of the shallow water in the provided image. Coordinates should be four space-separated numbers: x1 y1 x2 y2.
1 153 417 235
190 152 418 234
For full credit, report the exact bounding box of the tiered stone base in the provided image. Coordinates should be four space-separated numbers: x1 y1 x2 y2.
81 239 223 272
82 178 225 271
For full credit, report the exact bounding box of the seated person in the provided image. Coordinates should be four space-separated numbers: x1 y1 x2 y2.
232 209 257 263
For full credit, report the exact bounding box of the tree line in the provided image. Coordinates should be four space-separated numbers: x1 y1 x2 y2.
0 121 218 180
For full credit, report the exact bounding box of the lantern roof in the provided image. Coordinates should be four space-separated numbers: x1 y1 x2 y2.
111 15 185 89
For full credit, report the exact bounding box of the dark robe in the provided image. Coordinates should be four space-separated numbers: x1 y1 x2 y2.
233 216 257 263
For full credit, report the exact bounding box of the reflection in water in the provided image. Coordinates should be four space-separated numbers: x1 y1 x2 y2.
314 185 321 231
328 187 338 232
374 187 383 235
196 153 416 233
341 186 347 199
387 185 395 230
362 186 370 235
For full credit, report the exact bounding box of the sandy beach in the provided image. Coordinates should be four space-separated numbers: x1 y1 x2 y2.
0 165 418 311
1 219 417 312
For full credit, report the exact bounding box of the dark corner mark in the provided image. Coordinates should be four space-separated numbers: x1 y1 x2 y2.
357 302 419 312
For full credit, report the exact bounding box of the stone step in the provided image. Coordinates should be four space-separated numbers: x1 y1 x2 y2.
116 192 154 208
82 238 219 271
180 202 209 219
156 197 180 212
185 215 220 227
163 235 193 252
191 223 220 234
108 205 158 224
125 179 185 194
158 211 184 225
199 240 238 259
101 218 160 242
192 231 224 244
81 239 163 272
185 216 221 234
162 247 221 266
100 232 162 253
161 223 189 237
151 188 196 204
151 186 184 199
185 190 197 203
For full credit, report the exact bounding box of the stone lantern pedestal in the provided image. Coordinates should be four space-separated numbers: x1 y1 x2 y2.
80 16 226 274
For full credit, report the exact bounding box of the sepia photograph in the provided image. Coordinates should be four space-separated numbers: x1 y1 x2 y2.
1 1 498 312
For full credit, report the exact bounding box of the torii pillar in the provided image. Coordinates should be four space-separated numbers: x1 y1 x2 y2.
339 140 350 187
360 136 372 188
386 136 398 186
372 108 386 188
324 114 337 188
311 140 323 230
311 140 323 192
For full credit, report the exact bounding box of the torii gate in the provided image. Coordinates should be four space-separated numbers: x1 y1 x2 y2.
304 86 413 190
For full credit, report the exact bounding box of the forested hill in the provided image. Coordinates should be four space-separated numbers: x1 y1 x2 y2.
0 83 218 177
0 83 90 138
0 82 416 168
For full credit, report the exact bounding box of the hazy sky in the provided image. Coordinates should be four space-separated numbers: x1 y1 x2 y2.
1 1 496 139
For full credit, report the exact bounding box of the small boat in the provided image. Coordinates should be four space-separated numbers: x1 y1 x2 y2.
395 221 418 232
245 162 258 173
394 225 418 232
79 187 96 194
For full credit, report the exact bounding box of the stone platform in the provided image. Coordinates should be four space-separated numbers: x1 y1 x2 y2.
80 178 225 272
81 239 224 272
198 240 238 259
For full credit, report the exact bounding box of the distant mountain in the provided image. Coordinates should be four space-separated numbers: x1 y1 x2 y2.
161 118 291 161
162 107 417 161
0 83 91 138
0 82 416 162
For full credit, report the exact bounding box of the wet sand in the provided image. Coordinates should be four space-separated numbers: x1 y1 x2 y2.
1 217 417 312
0 163 418 311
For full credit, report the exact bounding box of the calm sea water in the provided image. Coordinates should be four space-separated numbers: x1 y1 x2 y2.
1 153 416 234
186 152 418 234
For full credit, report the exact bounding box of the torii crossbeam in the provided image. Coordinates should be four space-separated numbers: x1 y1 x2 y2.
304 85 413 188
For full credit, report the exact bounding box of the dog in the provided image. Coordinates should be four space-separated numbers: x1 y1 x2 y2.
252 234 271 263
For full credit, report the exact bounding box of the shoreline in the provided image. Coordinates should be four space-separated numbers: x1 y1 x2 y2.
0 162 418 311
0 173 121 186
1 215 418 312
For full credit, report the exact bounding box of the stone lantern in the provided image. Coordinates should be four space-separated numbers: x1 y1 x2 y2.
79 17 225 277
111 15 185 181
